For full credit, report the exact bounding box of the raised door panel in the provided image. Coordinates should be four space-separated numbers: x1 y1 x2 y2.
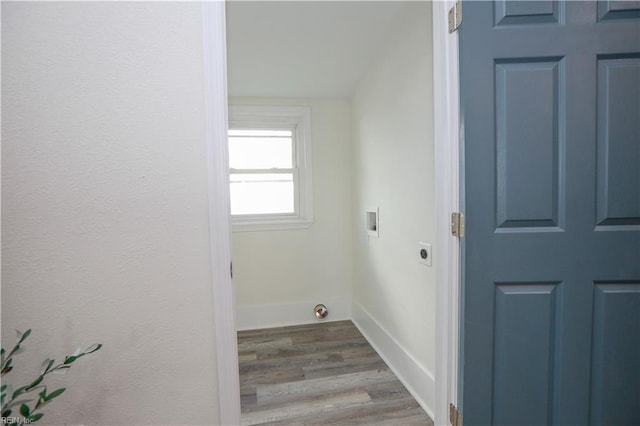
495 0 563 25
598 1 640 21
495 59 565 230
596 55 640 228
492 283 561 425
590 283 640 425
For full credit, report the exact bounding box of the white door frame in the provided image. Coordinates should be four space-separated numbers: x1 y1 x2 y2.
433 1 461 425
202 2 460 424
202 2 242 424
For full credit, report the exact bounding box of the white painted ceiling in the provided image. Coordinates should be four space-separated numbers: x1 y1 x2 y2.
226 1 406 99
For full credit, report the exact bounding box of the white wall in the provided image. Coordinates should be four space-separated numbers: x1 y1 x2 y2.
230 98 353 329
2 3 221 424
351 1 436 415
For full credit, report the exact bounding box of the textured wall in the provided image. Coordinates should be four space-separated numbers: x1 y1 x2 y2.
230 98 353 328
2 3 220 424
352 2 436 375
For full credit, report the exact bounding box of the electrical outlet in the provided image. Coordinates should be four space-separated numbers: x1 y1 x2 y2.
418 242 432 266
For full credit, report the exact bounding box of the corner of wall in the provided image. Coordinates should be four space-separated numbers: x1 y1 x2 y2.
349 2 436 419
351 302 435 419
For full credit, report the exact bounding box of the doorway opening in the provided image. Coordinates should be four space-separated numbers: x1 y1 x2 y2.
224 0 440 423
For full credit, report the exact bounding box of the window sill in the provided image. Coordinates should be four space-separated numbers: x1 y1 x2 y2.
231 218 313 232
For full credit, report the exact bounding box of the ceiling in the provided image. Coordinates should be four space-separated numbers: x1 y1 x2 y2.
225 1 407 99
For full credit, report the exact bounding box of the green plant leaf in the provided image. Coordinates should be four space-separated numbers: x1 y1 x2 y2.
84 344 102 354
35 391 44 410
51 365 70 375
63 355 78 365
2 408 11 417
20 403 30 417
3 384 13 399
45 388 65 402
1 348 5 364
1 384 6 392
63 344 102 365
29 413 44 422
26 375 44 391
12 386 28 399
17 329 32 344
2 357 13 374
40 359 55 375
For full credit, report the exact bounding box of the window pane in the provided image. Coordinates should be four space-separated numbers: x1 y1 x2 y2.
229 130 293 169
230 173 294 215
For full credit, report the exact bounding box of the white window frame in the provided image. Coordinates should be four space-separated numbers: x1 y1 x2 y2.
228 105 313 232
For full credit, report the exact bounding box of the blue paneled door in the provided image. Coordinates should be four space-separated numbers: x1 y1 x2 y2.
460 1 640 425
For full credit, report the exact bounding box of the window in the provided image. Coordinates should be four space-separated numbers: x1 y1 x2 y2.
228 105 313 231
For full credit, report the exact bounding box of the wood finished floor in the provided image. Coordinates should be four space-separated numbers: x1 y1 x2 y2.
237 320 434 425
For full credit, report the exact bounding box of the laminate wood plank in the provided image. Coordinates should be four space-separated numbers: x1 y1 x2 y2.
346 409 435 426
240 352 342 373
264 397 427 426
241 386 258 408
289 327 364 342
364 380 414 400
242 387 369 415
301 354 387 380
342 400 434 426
254 343 370 362
239 352 258 362
332 345 378 360
238 337 293 352
240 366 305 386
257 369 396 405
241 390 372 426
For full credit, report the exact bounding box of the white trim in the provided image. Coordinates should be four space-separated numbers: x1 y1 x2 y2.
202 3 241 425
433 1 461 425
236 298 352 331
352 302 435 420
228 105 314 232
230 219 313 232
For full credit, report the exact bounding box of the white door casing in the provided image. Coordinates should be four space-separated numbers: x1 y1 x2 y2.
202 2 461 424
433 1 461 425
202 2 242 424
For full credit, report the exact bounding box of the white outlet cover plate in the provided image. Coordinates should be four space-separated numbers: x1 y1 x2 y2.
418 242 432 266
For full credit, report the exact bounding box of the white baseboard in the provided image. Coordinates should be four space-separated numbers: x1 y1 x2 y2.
236 298 352 331
351 302 435 420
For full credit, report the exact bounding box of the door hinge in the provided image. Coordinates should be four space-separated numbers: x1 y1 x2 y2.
450 403 463 426
448 0 462 33
451 212 465 238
